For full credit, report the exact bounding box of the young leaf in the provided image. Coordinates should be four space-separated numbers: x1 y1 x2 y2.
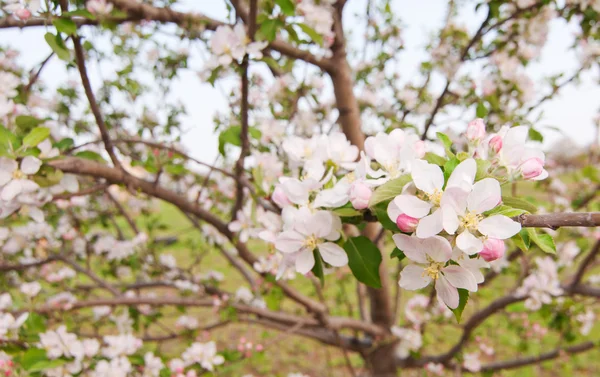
52 18 78 35
20 348 47 370
476 102 488 118
391 248 405 260
15 115 45 131
333 206 362 217
23 127 51 147
501 196 537 213
343 236 382 288
526 229 556 254
368 175 411 208
424 152 447 166
44 32 71 61
275 0 295 16
75 150 105 162
443 157 460 183
311 249 325 286
436 132 454 157
373 203 399 231
512 228 531 251
296 23 324 45
528 127 543 142
450 288 469 323
475 159 491 180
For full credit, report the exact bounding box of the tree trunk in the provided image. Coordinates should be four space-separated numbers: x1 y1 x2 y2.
364 342 399 377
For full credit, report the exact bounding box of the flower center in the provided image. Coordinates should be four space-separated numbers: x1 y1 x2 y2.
346 172 356 183
383 162 399 178
460 212 482 231
303 236 319 250
427 189 443 206
12 169 24 179
423 262 443 280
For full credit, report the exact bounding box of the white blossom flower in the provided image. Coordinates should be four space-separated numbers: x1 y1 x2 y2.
20 281 41 297
394 234 477 309
181 341 225 371
0 157 41 201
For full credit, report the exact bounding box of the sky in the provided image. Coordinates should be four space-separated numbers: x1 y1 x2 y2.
2 0 599 164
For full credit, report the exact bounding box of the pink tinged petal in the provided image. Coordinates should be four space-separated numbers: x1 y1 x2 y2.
19 179 39 194
308 211 334 239
435 275 459 309
20 156 42 175
478 215 521 239
480 238 506 262
442 265 478 292
319 242 348 267
387 199 402 223
416 209 443 238
295 249 315 274
531 169 548 181
1 180 22 201
441 187 468 215
396 214 419 233
467 178 501 214
411 160 444 194
228 221 242 232
446 158 476 191
392 234 427 263
394 195 432 219
0 171 12 186
274 231 305 254
456 230 484 255
442 205 460 235
399 264 432 290
281 180 309 205
28 207 44 223
422 236 452 263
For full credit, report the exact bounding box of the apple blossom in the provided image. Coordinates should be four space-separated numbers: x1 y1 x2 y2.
0 156 41 201
466 118 486 141
393 234 478 309
275 208 347 274
442 177 521 254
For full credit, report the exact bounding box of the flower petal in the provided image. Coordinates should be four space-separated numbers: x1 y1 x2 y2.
399 264 432 290
467 178 501 214
416 209 443 238
442 205 460 235
392 234 427 263
394 195 431 219
319 242 348 267
20 156 42 175
478 215 521 239
446 158 476 191
436 275 459 309
274 231 305 254
411 160 444 194
442 265 478 292
387 199 402 223
295 250 315 274
441 187 468 215
1 180 22 201
422 236 452 263
456 230 484 255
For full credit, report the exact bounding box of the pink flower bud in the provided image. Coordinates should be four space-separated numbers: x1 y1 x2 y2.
271 186 291 208
488 135 503 154
479 238 505 262
349 182 372 210
466 119 486 141
396 214 419 233
519 157 544 180
15 8 32 20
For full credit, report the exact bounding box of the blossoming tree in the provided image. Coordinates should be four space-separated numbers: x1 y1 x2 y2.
0 0 599 376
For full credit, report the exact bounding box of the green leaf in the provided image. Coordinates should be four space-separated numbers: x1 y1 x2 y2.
501 196 537 213
75 150 105 162
476 102 488 118
512 228 531 251
32 166 64 187
436 132 454 157
526 229 556 254
343 236 382 288
368 175 411 208
424 152 447 166
528 127 543 142
54 138 74 151
264 286 284 311
275 0 295 16
259 18 283 42
218 126 242 156
0 125 20 153
44 32 71 61
62 9 96 20
52 18 77 35
21 348 47 370
391 248 405 260
450 289 469 323
23 127 51 147
373 203 398 231
333 206 362 217
28 358 69 373
296 23 324 45
483 205 527 218
475 159 491 180
443 157 460 183
311 249 325 286
15 115 45 131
